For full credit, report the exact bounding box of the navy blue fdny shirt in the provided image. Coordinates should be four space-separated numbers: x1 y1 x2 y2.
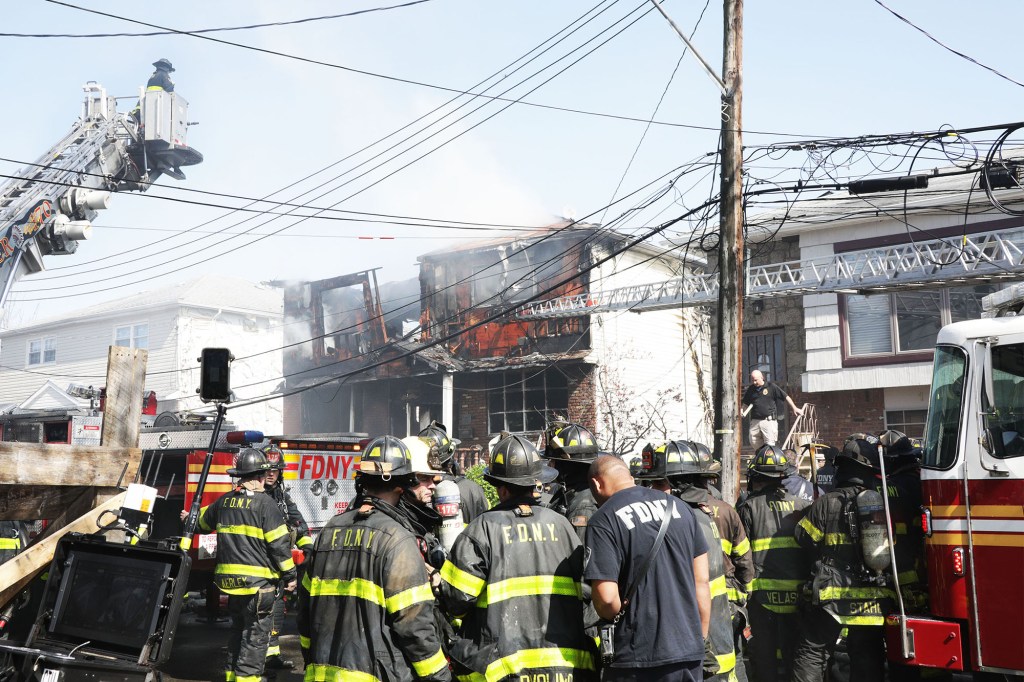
584 486 708 668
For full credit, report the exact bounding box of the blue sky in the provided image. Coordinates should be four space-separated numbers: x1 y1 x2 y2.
2 0 1023 323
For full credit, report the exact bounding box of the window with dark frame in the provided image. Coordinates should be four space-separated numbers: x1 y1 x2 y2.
844 284 998 360
487 368 570 434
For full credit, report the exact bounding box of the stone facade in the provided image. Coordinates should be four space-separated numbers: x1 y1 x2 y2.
710 235 886 451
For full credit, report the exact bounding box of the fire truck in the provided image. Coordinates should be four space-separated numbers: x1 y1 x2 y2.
885 282 1024 678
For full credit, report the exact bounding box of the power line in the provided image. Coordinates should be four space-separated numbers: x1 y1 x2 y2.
873 0 1024 89
3 1 439 37
14 0 659 296
41 0 827 138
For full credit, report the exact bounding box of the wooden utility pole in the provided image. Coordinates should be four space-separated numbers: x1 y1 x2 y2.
714 0 744 502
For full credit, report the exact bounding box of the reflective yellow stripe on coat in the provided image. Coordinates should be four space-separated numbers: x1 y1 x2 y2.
476 575 581 607
440 559 485 597
456 647 595 682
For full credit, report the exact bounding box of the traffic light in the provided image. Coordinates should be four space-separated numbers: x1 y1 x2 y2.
197 348 233 403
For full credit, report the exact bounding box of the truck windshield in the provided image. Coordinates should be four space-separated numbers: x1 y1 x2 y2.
923 345 967 469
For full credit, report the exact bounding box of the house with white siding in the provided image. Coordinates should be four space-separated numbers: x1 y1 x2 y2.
282 224 713 455
0 274 285 432
742 171 1024 446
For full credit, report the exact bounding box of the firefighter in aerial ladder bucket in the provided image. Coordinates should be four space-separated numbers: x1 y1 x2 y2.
790 433 894 682
635 441 737 682
297 435 451 681
147 58 175 92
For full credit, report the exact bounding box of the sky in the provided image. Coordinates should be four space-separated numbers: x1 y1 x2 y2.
2 0 1024 326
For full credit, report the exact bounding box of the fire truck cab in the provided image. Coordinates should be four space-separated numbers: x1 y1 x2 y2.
888 283 1024 677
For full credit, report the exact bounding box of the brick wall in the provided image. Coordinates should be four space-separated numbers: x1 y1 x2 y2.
454 373 489 448
802 387 886 448
567 364 596 433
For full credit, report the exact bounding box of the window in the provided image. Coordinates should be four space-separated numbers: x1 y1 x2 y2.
743 328 786 384
487 369 569 434
114 323 149 350
922 345 966 470
885 409 928 438
983 342 1024 459
845 284 998 360
27 337 56 366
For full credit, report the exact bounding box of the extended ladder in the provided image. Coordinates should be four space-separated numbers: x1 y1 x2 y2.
517 225 1024 319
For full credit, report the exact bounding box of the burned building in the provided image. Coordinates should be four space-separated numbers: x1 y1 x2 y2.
283 223 713 455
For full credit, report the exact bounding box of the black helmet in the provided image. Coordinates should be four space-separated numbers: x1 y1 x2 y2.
153 58 175 72
878 429 915 457
262 445 285 471
837 433 881 470
545 422 599 463
748 444 789 479
688 440 721 477
638 440 702 480
228 448 272 476
486 434 557 487
357 435 414 478
418 421 458 464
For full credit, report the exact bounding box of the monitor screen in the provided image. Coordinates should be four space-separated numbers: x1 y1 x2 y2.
50 548 172 650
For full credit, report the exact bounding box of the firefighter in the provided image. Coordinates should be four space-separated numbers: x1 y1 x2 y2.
543 421 601 543
878 430 927 682
0 521 23 565
419 420 490 523
813 443 839 495
297 435 451 682
781 448 815 502
196 448 297 682
790 433 894 682
636 440 737 682
397 435 448 569
736 445 812 682
436 433 598 681
147 58 175 92
690 439 726 500
692 438 754 682
260 445 311 672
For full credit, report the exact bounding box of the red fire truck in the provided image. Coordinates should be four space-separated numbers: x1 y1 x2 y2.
885 283 1024 678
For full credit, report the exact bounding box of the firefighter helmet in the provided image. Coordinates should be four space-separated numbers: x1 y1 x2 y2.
689 440 721 476
262 445 285 471
837 433 881 470
637 440 702 479
748 444 789 479
401 436 446 477
153 58 175 72
228 448 272 476
878 429 915 458
418 421 458 464
486 434 557 487
545 422 599 462
357 435 414 478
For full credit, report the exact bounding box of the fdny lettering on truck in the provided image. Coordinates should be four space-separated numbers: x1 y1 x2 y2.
298 454 357 480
